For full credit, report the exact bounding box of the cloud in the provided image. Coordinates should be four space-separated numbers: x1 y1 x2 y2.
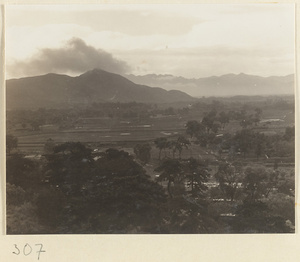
8 38 131 78
6 5 294 79
115 45 294 78
7 6 202 36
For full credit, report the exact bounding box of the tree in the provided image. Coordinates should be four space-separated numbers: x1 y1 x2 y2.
218 111 229 129
218 133 233 157
44 142 94 195
272 140 294 158
234 129 254 157
201 110 217 134
273 169 294 197
7 201 46 234
134 143 151 164
6 183 27 206
6 134 18 154
243 165 268 202
164 107 176 115
253 107 262 126
215 162 242 201
154 137 169 160
240 116 253 129
35 187 65 229
84 148 167 233
253 132 266 159
44 147 167 233
6 154 40 190
183 158 209 197
30 118 45 131
185 120 205 138
155 159 182 198
170 158 215 233
170 135 190 159
44 138 56 154
233 200 291 233
232 166 294 234
267 193 295 226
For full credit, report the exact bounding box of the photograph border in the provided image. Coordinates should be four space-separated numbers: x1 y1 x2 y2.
0 1 299 261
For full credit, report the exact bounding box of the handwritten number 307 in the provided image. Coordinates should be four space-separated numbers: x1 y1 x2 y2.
13 244 46 260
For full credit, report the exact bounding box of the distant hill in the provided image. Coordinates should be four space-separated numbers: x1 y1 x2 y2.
125 73 295 97
6 69 195 109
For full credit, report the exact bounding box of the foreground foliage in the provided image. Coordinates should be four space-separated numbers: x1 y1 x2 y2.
6 98 295 234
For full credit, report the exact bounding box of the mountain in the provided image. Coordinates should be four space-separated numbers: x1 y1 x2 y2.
6 69 195 109
125 73 295 97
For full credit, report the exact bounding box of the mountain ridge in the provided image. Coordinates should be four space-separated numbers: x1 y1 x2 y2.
125 72 294 97
6 69 195 109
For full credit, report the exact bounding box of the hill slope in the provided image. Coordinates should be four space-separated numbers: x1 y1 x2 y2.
6 69 194 109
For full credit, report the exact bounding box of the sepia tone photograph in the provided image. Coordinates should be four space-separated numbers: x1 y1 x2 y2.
5 4 295 234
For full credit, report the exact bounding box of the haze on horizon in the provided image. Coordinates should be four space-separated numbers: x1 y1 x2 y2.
6 4 295 80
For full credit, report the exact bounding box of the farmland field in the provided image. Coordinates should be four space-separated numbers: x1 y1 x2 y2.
9 104 294 154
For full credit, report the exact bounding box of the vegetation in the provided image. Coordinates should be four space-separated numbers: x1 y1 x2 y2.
6 96 295 234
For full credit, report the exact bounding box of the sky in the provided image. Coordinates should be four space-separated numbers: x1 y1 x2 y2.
6 4 295 79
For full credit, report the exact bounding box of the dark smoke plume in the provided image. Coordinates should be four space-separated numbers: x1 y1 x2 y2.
8 38 131 77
